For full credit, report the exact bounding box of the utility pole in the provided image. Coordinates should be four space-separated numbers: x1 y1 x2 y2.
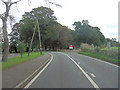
28 19 42 56
28 22 37 56
37 20 42 55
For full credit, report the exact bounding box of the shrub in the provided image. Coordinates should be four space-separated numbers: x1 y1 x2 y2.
17 41 26 57
80 43 91 52
104 50 118 60
95 47 100 52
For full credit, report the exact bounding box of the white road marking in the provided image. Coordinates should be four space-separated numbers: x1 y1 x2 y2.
86 72 89 74
78 62 80 64
24 53 53 88
90 73 96 78
77 53 119 67
94 58 119 67
86 72 96 78
61 53 100 90
15 65 43 88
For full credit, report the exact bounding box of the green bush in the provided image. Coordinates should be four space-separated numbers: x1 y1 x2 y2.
9 51 16 53
104 50 118 60
17 41 26 57
95 47 100 52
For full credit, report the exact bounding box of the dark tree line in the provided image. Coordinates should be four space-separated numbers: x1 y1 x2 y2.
9 6 72 52
72 20 106 48
9 6 115 53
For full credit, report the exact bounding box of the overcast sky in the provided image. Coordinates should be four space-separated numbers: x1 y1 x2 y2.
0 0 119 41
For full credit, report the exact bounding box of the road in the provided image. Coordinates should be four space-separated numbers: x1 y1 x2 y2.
0 53 19 61
25 52 119 88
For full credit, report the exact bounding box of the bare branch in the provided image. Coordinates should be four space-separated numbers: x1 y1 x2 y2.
45 0 62 7
48 1 62 7
28 0 31 6
1 0 21 6
0 14 3 20
9 15 15 22
1 0 7 5
9 0 22 7
9 15 15 29
15 3 20 12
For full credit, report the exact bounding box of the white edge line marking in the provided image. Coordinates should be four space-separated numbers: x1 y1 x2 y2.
94 58 119 67
78 54 119 67
15 65 43 88
61 53 100 89
24 53 53 88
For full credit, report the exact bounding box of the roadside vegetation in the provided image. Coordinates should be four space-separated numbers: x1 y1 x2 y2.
9 6 108 53
102 47 119 50
78 43 119 65
1 5 120 67
1 52 46 69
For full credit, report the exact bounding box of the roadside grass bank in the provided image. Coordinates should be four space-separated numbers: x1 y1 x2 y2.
78 51 119 65
1 52 46 70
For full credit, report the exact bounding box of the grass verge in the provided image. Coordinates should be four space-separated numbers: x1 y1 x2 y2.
78 51 119 65
102 47 119 50
1 52 46 70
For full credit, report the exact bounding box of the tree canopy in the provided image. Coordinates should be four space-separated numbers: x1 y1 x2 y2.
10 6 73 51
10 6 113 53
72 20 106 47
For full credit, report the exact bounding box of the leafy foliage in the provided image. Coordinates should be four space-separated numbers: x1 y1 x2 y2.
17 41 26 57
9 6 119 53
10 6 73 51
72 20 106 47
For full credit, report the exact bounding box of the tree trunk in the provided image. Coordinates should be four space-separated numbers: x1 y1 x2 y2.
1 1 10 61
2 19 9 61
1 0 22 61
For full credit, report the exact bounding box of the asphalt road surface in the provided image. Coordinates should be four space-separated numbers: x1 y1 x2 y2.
26 52 119 88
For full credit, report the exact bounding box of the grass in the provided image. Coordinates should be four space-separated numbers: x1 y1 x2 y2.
102 47 119 50
78 51 119 64
0 52 46 70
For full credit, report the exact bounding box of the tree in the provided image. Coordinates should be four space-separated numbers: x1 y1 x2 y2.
82 20 89 25
17 41 26 57
0 0 61 61
20 7 57 51
10 6 74 51
72 20 106 47
0 0 21 61
9 23 21 53
57 26 73 49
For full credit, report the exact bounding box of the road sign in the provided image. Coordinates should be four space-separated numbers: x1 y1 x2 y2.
69 45 73 50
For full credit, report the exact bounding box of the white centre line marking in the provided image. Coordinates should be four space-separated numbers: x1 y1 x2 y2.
61 53 100 90
90 73 96 78
78 62 80 65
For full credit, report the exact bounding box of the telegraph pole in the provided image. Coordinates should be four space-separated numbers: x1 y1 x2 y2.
28 21 37 56
37 20 42 55
28 19 42 56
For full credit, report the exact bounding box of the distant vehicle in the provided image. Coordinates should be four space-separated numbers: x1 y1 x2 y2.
69 45 73 50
